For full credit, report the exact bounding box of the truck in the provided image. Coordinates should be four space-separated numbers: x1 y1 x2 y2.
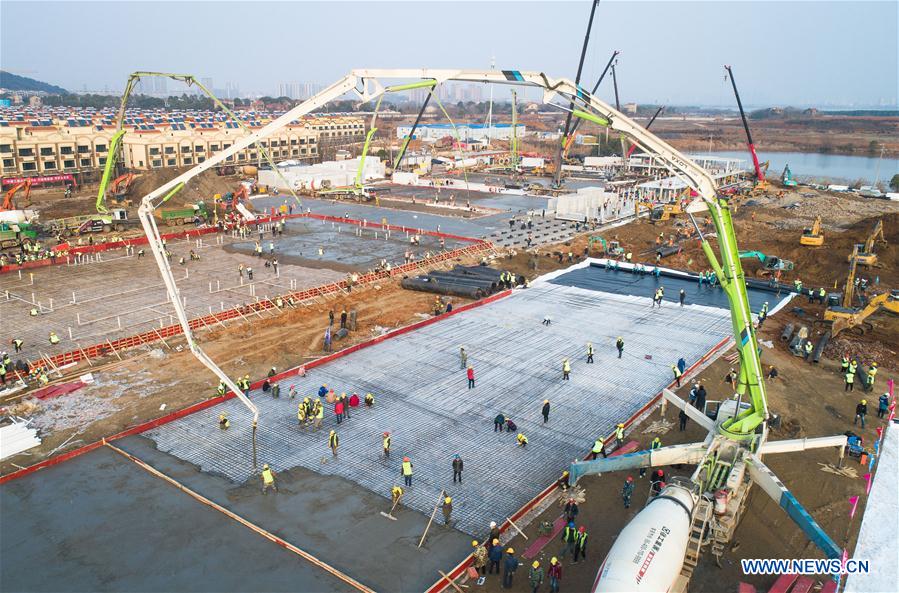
158 201 210 226
0 221 39 250
45 209 136 237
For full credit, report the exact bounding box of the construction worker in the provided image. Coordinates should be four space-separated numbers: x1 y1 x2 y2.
502 548 519 589
30 307 38 316
679 408 688 431
586 342 594 363
651 436 662 451
529 560 544 593
589 437 604 460
402 456 413 487
516 433 528 447
48 331 60 345
560 521 577 559
11 338 23 353
819 287 827 303
854 400 867 428
616 336 624 359
562 358 571 380
622 475 635 508
459 346 468 369
383 432 391 458
803 340 814 360
488 539 503 574
878 393 890 419
556 470 571 491
452 454 463 483
574 526 588 563
615 423 625 447
334 397 345 424
216 381 227 397
271 381 280 398
441 495 453 525
849 358 858 376
240 374 251 396
845 369 855 392
671 364 682 387
547 557 562 593
391 485 404 510
467 365 476 389
313 399 323 430
472 541 488 575
494 413 505 432
219 412 230 429
679 289 686 307
364 392 374 407
328 429 340 457
297 401 307 426
564 498 579 523
261 464 277 494
840 354 850 375
542 399 551 424
864 363 878 392
793 278 803 293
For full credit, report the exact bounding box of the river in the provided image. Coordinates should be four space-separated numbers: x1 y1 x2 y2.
703 150 899 186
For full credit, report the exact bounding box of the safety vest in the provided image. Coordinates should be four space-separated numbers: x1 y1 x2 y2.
819 288 826 298
0 363 6 374
49 334 60 344
849 362 858 374
402 461 413 476
315 405 324 419
841 357 849 370
576 531 588 548
867 369 877 383
518 434 528 445
13 339 23 349
672 367 682 378
383 435 391 450
392 486 403 499
845 372 854 384
563 361 571 372
217 383 226 396
617 339 624 349
804 341 813 353
651 439 662 450
261 468 275 485
592 439 603 453
615 426 624 440
563 526 576 542
297 407 306 421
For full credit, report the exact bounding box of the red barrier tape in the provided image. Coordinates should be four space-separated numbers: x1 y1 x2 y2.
423 335 734 593
0 290 511 484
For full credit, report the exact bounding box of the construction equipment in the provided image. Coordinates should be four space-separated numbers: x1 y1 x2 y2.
46 209 133 236
799 216 824 246
0 221 39 250
588 236 624 257
724 65 768 192
636 198 684 223
562 50 619 162
851 219 886 266
738 250 794 276
109 173 136 205
1 180 32 210
158 201 210 226
825 290 899 336
781 164 798 187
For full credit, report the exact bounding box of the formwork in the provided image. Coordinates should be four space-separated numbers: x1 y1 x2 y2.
146 269 736 537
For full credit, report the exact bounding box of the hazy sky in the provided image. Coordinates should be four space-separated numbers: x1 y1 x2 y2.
1 0 896 107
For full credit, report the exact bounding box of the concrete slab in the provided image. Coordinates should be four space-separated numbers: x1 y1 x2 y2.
145 268 736 537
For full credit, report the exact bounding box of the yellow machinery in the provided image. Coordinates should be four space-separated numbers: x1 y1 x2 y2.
825 244 899 335
635 198 684 223
799 216 824 246
851 219 886 266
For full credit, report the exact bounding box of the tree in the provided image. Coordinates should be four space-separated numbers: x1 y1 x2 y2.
890 174 899 192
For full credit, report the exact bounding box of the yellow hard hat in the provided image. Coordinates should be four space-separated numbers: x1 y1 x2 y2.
472 540 479 547
330 429 336 434
861 400 867 405
445 496 452 504
492 538 499 545
618 423 624 427
507 548 514 554
551 557 558 564
544 399 550 404
532 561 540 568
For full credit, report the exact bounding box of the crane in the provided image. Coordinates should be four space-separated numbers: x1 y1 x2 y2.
724 65 767 188
625 106 663 158
392 92 432 172
133 71 847 585
1 179 32 211
561 50 619 161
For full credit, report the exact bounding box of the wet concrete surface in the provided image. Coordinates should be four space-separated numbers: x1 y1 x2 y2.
0 446 354 593
0 438 473 593
552 263 779 313
226 216 465 272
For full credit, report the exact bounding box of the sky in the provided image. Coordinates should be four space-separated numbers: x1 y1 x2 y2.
1 0 897 108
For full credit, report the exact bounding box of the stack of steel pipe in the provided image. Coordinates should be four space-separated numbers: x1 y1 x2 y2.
400 265 509 299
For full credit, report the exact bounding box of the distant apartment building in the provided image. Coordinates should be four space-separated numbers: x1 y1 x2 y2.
0 112 365 179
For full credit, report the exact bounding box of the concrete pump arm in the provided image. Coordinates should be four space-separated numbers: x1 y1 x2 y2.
136 69 768 460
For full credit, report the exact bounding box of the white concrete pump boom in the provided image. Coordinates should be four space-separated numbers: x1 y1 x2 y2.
136 68 763 475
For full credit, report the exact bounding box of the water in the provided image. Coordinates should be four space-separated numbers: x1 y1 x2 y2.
705 150 898 185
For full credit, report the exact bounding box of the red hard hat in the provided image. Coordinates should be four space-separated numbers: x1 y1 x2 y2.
383 432 389 437
578 526 585 533
626 476 634 482
403 456 410 462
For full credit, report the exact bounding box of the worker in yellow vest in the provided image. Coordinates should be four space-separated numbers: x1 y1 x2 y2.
261 464 276 494
329 430 339 457
216 381 227 397
589 438 604 460
562 358 571 380
517 433 529 447
49 331 60 345
402 456 413 487
615 423 625 447
382 432 391 459
219 413 229 429
671 364 683 387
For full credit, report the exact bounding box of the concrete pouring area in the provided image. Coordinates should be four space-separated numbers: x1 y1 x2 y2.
144 265 763 537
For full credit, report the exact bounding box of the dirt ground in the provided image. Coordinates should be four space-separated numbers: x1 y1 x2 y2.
473 338 886 593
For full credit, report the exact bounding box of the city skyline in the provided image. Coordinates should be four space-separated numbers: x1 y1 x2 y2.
1 1 897 108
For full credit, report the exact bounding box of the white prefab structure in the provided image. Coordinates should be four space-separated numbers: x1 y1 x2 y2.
584 156 622 171
548 186 620 221
520 156 544 169
593 485 695 593
257 157 386 191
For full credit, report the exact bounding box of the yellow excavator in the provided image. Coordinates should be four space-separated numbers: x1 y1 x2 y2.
825 244 899 335
799 216 824 246
850 219 886 266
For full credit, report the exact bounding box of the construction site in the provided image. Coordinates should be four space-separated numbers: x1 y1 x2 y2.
2 8 899 592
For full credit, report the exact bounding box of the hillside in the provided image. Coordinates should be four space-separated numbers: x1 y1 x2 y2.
0 71 68 94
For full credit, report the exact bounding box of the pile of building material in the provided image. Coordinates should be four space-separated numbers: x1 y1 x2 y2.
0 418 41 460
258 157 385 192
401 265 507 299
